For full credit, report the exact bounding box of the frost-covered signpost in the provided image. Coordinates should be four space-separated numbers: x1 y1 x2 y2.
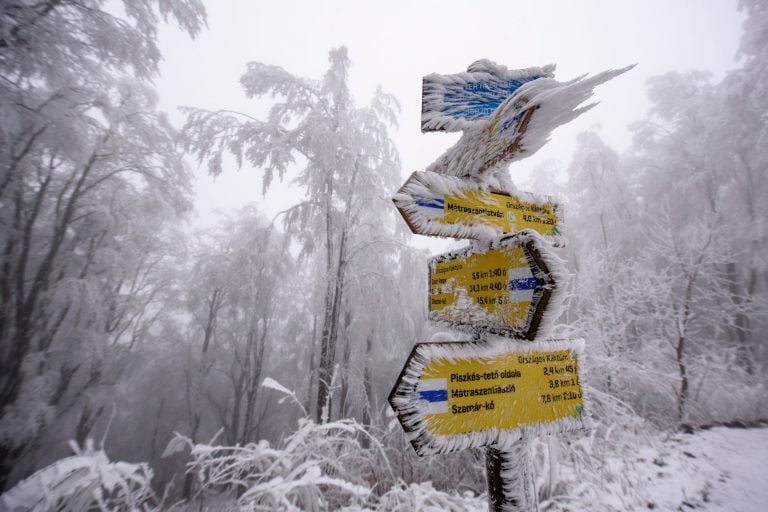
427 232 561 339
393 171 563 243
389 60 631 511
390 339 588 456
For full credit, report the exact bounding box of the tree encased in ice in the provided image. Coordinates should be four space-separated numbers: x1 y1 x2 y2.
175 206 305 503
182 47 403 423
559 7 768 425
0 0 206 490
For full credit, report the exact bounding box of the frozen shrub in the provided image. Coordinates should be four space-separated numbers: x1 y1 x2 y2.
374 481 485 512
169 416 393 510
1 440 155 512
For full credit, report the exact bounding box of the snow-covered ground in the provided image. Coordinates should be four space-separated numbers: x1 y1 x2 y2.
543 426 768 512
638 427 768 512
2 425 765 511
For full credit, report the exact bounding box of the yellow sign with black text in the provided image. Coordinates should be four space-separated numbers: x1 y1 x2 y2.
392 171 563 243
419 350 583 437
389 339 587 455
430 244 530 326
428 233 558 339
437 190 559 236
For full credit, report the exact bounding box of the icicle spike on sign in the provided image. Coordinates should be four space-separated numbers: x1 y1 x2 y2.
393 170 565 245
388 338 589 457
426 64 636 179
428 230 565 340
421 61 556 132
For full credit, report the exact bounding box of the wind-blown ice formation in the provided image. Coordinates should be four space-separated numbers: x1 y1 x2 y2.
426 65 636 179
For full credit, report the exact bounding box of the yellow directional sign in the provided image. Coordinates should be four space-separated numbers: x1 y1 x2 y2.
429 232 561 339
393 171 562 243
389 339 587 456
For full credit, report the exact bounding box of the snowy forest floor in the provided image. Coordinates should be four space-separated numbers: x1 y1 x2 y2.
538 426 768 512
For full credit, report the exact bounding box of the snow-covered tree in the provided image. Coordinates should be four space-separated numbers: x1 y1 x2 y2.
181 47 403 423
0 0 206 489
183 207 297 445
714 0 768 371
562 8 768 425
560 131 639 407
627 65 768 407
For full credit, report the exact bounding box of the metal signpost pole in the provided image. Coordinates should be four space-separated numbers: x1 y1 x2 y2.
486 437 537 512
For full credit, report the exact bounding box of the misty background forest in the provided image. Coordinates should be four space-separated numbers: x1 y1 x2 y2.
1 0 767 511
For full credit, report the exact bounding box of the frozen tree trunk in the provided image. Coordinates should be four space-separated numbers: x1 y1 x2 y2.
361 334 373 449
240 318 267 444
183 287 222 500
316 228 350 423
307 312 319 417
675 270 697 427
316 162 340 423
675 334 689 426
338 310 353 418
75 401 106 448
316 261 343 423
149 397 165 460
725 261 755 374
315 158 359 423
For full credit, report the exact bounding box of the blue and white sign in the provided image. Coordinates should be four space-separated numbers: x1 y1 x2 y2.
416 378 448 414
421 61 554 132
508 267 536 303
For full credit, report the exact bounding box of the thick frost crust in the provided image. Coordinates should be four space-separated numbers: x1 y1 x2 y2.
428 231 566 340
393 170 565 245
486 438 537 512
422 62 556 132
388 338 589 457
426 65 635 178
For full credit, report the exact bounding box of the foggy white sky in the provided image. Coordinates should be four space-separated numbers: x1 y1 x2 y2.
156 0 745 253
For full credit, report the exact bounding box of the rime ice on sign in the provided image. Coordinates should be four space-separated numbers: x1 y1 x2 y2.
389 339 589 456
421 60 555 132
390 58 631 511
393 170 564 244
425 64 635 179
428 231 563 340
416 378 448 414
508 267 536 303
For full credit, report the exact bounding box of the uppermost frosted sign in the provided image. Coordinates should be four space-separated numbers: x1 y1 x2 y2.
421 60 555 132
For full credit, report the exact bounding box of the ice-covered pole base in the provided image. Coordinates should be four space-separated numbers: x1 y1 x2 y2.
486 435 538 512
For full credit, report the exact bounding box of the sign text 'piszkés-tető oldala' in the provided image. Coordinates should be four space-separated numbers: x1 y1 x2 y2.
388 339 587 456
